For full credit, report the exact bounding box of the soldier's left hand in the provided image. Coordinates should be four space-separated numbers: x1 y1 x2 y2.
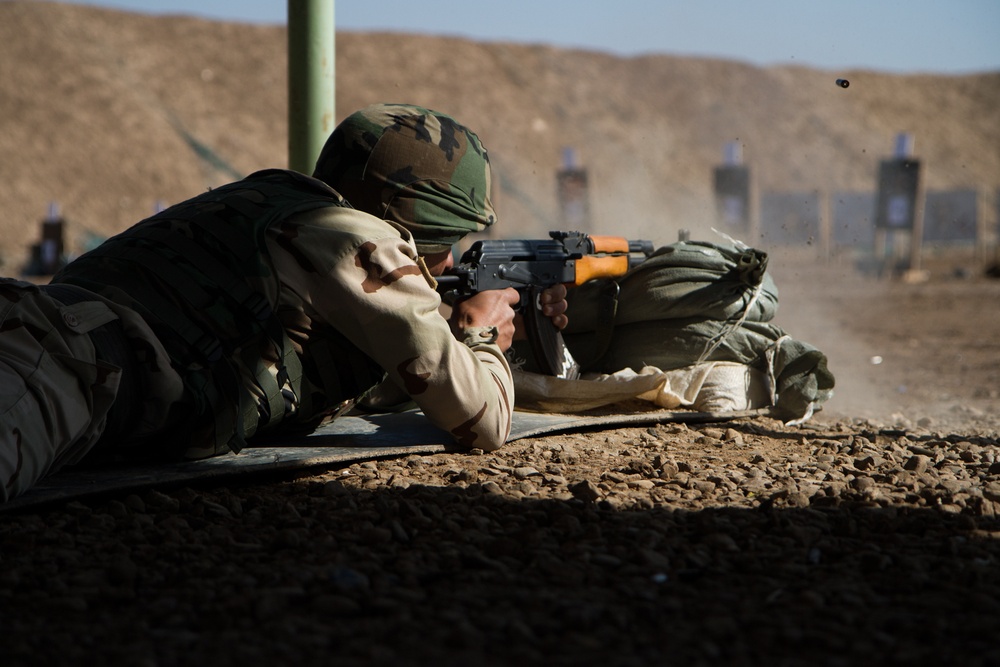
537 283 568 330
513 284 569 340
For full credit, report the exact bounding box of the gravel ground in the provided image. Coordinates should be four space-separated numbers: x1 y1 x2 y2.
2 261 999 667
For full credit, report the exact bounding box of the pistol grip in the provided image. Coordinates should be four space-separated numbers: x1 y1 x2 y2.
524 286 580 380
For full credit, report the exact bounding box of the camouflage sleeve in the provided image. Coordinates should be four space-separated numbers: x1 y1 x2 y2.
266 207 513 451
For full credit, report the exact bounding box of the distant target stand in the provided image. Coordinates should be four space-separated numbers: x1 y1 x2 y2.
873 133 926 278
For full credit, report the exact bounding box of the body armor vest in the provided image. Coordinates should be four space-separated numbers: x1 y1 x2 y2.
54 169 387 453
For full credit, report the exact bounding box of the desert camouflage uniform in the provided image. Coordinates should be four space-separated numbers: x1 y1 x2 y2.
1 104 512 502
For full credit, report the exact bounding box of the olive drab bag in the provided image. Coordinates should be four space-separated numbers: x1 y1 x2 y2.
556 239 834 421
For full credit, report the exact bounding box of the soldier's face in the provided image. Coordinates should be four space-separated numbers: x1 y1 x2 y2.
422 248 455 277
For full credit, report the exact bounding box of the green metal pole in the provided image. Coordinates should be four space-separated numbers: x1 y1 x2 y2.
287 0 335 174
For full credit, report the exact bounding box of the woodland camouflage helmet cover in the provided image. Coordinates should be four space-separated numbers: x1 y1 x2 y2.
312 103 497 254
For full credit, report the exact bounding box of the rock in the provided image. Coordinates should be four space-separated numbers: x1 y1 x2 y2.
724 428 745 444
481 481 504 495
854 455 881 471
123 494 146 513
105 500 128 518
904 455 931 473
658 461 681 479
983 482 1000 503
692 480 717 495
787 491 812 507
569 480 602 502
446 468 479 483
704 533 740 552
851 476 877 493
144 490 180 512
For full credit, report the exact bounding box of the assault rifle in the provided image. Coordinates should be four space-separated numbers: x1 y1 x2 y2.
436 231 654 380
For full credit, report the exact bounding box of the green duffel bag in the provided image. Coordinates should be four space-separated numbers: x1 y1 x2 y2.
538 240 834 422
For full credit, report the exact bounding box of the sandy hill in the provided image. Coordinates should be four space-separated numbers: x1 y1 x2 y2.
1 1 998 268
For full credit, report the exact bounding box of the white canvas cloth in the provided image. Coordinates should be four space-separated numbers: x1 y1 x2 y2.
513 361 772 414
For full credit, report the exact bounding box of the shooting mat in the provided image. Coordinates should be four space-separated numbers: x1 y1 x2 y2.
3 406 772 511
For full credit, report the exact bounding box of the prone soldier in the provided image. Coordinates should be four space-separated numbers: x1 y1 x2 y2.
0 103 568 502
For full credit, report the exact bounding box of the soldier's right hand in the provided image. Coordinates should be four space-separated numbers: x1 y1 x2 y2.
449 288 520 351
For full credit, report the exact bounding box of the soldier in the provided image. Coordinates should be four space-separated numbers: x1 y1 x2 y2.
0 103 568 502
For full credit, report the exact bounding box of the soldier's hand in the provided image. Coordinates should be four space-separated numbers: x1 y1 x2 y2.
512 284 569 340
537 283 568 330
450 287 520 351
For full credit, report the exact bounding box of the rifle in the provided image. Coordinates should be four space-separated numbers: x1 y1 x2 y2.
436 231 654 380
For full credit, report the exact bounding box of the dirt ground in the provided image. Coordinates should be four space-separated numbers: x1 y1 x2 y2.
2 251 999 666
771 248 1000 431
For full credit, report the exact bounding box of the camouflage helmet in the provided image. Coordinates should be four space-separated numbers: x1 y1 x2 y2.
312 103 496 254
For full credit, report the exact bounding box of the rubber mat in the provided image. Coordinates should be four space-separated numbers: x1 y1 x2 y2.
3 407 771 511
